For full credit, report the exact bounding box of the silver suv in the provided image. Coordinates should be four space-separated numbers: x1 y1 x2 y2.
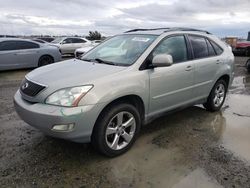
14 28 234 157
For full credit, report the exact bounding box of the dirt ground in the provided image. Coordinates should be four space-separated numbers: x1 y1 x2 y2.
0 56 250 188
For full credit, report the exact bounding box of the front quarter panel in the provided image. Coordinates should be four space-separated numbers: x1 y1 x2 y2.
78 68 150 114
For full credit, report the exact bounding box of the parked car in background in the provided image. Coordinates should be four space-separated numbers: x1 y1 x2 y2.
246 59 250 73
32 38 48 44
51 37 91 55
75 45 95 58
233 41 250 56
74 40 102 58
0 38 61 71
37 37 55 43
92 40 102 45
14 28 234 157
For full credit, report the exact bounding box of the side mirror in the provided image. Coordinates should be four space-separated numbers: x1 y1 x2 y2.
61 41 66 44
152 54 173 67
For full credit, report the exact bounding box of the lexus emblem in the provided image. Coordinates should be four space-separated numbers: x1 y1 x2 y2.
21 82 29 90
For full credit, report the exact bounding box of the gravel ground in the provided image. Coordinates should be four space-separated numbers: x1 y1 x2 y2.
0 56 250 188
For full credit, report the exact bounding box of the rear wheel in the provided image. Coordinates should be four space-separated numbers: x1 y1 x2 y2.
246 47 250 57
203 80 227 112
246 59 250 73
38 55 54 67
91 103 141 157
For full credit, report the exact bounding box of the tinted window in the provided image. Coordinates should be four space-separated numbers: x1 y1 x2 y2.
206 39 216 56
72 38 86 43
189 35 208 59
0 41 18 51
210 41 223 55
33 39 46 43
63 38 73 44
15 41 39 50
152 35 188 63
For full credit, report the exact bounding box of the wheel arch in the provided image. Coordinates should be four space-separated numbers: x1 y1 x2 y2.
216 74 230 91
91 94 146 139
98 94 145 123
38 54 54 66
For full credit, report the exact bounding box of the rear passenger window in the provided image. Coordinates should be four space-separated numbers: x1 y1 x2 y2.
152 35 188 63
189 35 208 59
15 41 39 50
206 39 216 56
72 38 86 43
210 41 223 55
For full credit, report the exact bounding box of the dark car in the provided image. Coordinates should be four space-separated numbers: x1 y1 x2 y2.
32 39 48 44
233 41 250 56
37 37 55 43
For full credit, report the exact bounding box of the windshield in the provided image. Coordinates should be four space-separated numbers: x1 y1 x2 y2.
81 34 157 66
51 37 63 44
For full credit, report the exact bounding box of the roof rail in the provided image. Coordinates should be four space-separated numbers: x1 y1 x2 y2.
124 27 210 34
164 27 211 34
124 28 170 33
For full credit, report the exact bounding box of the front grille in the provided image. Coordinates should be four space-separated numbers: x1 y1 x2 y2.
20 78 46 97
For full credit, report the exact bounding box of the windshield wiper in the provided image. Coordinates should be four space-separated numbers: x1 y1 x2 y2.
80 58 121 66
81 58 93 62
94 58 117 65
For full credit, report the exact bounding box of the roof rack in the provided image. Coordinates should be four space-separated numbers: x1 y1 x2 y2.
124 28 170 33
125 27 210 34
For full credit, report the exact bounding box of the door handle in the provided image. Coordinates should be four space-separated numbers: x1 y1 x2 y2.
185 65 193 71
216 60 222 64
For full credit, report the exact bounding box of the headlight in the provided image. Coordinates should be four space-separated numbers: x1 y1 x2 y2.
45 85 93 107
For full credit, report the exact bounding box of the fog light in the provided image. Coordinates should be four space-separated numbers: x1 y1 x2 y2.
52 123 75 132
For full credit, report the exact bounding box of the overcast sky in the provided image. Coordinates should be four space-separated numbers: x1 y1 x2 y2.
0 0 249 37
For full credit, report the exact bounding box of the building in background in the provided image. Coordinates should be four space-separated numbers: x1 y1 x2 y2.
225 36 238 48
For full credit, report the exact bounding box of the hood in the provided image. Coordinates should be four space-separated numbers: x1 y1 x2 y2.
26 59 127 89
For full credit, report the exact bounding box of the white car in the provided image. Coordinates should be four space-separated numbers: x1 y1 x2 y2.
0 38 61 71
51 37 91 55
74 40 101 58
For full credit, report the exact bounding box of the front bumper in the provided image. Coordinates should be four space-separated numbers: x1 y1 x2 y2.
14 90 103 143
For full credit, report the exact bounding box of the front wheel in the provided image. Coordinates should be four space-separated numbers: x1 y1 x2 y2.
203 80 227 112
91 103 141 157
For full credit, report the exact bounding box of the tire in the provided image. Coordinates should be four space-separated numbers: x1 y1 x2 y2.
246 59 250 73
246 47 250 57
203 79 227 112
38 55 54 67
91 103 141 157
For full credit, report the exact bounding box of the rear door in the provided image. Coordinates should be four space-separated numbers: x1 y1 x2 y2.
188 35 223 99
148 35 195 115
14 41 40 68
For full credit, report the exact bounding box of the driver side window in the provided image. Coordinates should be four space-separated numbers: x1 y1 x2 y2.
153 35 188 63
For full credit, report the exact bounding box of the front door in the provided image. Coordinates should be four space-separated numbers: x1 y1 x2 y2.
148 35 195 115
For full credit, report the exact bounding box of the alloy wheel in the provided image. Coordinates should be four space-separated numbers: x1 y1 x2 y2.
213 83 225 107
105 111 136 150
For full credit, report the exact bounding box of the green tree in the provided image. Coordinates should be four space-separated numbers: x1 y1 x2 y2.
87 31 102 40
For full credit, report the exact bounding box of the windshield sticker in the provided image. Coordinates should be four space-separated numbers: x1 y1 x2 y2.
132 37 151 42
